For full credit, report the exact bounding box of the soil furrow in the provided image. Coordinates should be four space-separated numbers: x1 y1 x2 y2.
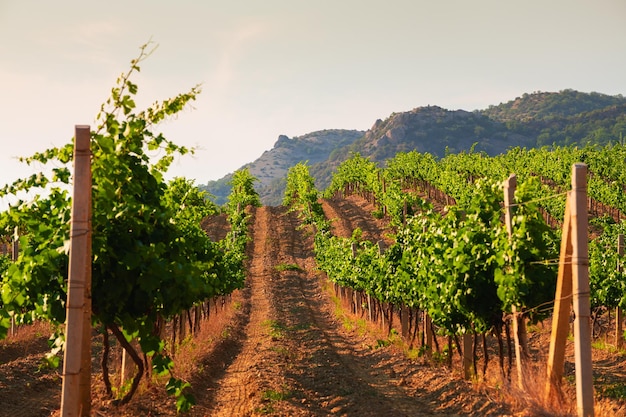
322 196 391 243
6 195 620 415
265 206 436 416
208 206 275 417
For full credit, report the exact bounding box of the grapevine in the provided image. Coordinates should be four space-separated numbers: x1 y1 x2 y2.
0 43 247 409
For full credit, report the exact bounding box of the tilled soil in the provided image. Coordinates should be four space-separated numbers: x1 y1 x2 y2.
182 204 501 416
190 202 510 416
1 196 625 416
0 328 61 417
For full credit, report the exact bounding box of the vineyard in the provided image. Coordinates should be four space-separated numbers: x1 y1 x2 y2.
2 48 626 416
1 185 626 416
281 150 626 416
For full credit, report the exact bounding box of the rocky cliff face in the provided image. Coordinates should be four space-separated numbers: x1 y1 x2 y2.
202 129 364 206
357 106 534 159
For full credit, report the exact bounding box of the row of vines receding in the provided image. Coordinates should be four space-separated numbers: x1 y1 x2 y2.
284 151 625 387
0 44 261 412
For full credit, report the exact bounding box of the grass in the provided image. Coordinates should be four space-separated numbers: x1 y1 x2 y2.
590 337 626 355
220 328 231 338
290 322 312 331
406 344 430 360
262 319 286 339
255 387 292 414
374 338 391 349
269 346 291 357
0 320 52 345
373 329 402 350
356 318 368 336
263 318 311 341
275 263 303 272
328 290 358 333
262 388 291 401
499 364 577 416
341 315 355 331
599 383 626 400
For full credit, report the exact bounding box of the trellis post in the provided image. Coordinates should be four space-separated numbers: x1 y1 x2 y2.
10 226 18 337
545 164 593 416
503 173 528 389
616 234 624 349
60 126 92 417
545 196 573 398
571 163 593 417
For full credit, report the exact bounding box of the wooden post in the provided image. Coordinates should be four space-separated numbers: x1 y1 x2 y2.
11 226 18 262
463 333 473 380
503 174 527 389
355 290 362 316
10 227 18 337
545 196 573 398
382 177 387 216
79 154 93 416
403 200 407 226
347 287 354 313
381 302 387 331
401 305 409 338
120 346 135 389
424 312 433 359
571 163 594 417
616 234 624 349
61 126 92 417
121 348 129 386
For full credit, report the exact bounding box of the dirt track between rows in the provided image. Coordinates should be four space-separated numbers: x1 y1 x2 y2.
0 200 512 416
5 195 625 416
187 201 509 416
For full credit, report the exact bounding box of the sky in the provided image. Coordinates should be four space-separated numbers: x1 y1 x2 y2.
1 0 626 199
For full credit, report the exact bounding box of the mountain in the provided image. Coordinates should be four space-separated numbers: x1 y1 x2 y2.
202 90 626 206
201 129 364 206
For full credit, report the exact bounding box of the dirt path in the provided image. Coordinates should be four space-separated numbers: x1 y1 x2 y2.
199 206 277 416
194 205 428 416
192 204 509 416
201 205 416 416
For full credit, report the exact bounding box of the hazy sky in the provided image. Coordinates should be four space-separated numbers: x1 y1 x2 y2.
1 0 625 196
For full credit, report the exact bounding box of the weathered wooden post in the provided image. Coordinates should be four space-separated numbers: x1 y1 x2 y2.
10 226 18 337
503 174 528 389
616 234 624 349
571 163 594 417
61 126 92 417
424 312 433 359
11 226 18 262
401 305 409 339
546 164 594 417
546 196 573 398
463 332 473 380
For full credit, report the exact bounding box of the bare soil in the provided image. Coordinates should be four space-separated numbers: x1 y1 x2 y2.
0 322 61 417
1 196 626 416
